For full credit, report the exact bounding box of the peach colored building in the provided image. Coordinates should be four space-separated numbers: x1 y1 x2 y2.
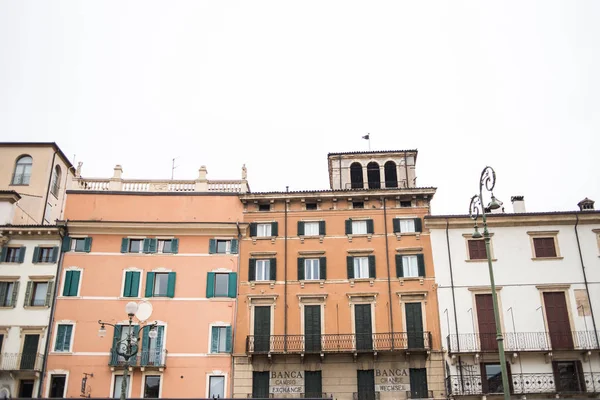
43 165 249 398
232 151 444 400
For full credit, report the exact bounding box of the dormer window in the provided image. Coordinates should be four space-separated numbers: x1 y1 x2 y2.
258 204 271 212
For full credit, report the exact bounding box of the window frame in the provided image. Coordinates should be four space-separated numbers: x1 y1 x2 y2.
401 255 419 278
256 223 272 238
463 234 497 262
255 259 271 281
46 373 69 398
0 281 16 307
70 238 87 252
207 374 227 399
128 239 144 254
152 273 170 297
213 273 230 297
111 373 132 399
61 268 83 297
352 220 368 235
141 374 162 399
11 155 33 185
527 231 562 260
50 165 62 198
157 239 173 254
36 247 55 263
3 247 23 263
53 323 75 353
215 239 232 254
303 222 320 237
353 257 370 279
121 269 143 298
30 281 49 307
304 259 320 280
210 325 229 353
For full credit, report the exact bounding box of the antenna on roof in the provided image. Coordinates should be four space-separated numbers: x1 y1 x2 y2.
171 157 179 180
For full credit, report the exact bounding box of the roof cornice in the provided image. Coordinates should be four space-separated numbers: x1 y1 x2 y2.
65 220 247 236
241 187 436 200
0 190 21 203
425 211 600 229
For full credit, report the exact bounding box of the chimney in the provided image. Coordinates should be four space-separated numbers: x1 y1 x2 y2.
511 196 526 213
577 198 595 211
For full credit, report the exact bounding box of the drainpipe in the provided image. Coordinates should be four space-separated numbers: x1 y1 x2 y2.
574 214 599 349
37 222 67 397
284 188 289 352
41 151 57 225
230 221 243 398
445 219 464 393
382 197 394 346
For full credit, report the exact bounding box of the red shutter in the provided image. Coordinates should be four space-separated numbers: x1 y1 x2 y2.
468 240 487 260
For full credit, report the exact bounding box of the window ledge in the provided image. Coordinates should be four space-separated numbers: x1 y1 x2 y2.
24 306 49 309
398 277 425 286
0 262 22 265
210 297 235 301
299 280 325 288
59 296 81 299
9 183 29 187
349 278 374 287
251 236 276 244
465 259 498 263
250 280 276 289
51 351 73 355
395 232 421 241
299 235 325 244
0 306 14 309
531 256 564 261
347 234 373 243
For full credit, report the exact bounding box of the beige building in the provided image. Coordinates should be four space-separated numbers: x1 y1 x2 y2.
0 142 73 225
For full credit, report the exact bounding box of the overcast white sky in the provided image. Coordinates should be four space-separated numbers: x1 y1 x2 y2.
1 1 598 214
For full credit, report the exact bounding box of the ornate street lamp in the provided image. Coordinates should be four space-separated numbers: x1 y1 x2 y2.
98 302 157 400
469 166 510 400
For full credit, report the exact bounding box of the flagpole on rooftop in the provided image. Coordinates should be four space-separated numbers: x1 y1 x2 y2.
362 133 371 150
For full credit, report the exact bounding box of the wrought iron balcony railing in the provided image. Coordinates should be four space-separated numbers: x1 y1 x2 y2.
447 331 599 354
352 392 381 400
0 352 44 371
109 349 167 368
446 372 600 395
246 332 431 354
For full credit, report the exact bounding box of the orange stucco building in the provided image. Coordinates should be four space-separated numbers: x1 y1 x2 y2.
43 165 249 398
232 151 444 400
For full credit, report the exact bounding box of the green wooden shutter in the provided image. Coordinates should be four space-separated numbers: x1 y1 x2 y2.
123 272 133 297
347 256 354 279
319 257 327 280
17 247 25 263
143 239 151 253
0 247 6 262
84 237 92 252
345 219 352 235
297 221 305 236
231 239 239 254
228 273 237 298
249 223 257 237
45 281 54 306
0 284 6 306
271 222 278 237
414 218 423 233
145 272 155 297
64 325 73 351
55 325 66 351
368 255 376 278
248 259 256 281
366 219 374 234
121 238 129 253
51 246 59 263
171 238 179 254
225 326 233 352
409 368 428 399
32 247 40 264
167 272 176 298
148 239 157 253
396 255 404 277
206 272 215 298
111 326 121 364
393 218 400 233
61 237 71 252
417 254 425 277
10 282 19 307
208 239 217 254
297 258 305 280
24 281 33 307
63 271 72 296
211 326 219 353
130 272 140 297
141 327 150 365
269 258 277 281
69 272 80 296
319 220 326 236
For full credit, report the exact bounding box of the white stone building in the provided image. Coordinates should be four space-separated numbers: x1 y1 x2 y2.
426 197 600 398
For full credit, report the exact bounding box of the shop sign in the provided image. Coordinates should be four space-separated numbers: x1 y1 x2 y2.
374 368 409 392
269 371 304 394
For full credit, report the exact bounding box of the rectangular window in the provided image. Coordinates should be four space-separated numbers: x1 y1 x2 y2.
258 204 271 211
62 271 81 297
401 255 419 277
304 259 320 280
71 238 87 252
49 374 66 398
352 221 368 235
468 240 488 260
304 222 320 236
212 326 228 353
157 239 172 254
483 364 505 394
352 201 364 209
214 273 229 297
216 240 231 254
123 271 140 297
153 274 169 297
353 257 369 279
400 201 412 207
209 376 225 398
305 202 318 210
44 203 53 224
399 219 416 233
256 224 272 237
554 361 584 392
4 247 22 263
113 375 130 398
255 260 271 281
0 282 15 307
143 376 161 399
533 237 557 258
37 247 54 263
128 239 143 253
54 324 73 352
31 282 48 306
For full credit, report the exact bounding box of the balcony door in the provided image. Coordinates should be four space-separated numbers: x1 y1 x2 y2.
304 305 321 352
406 302 424 349
552 361 585 393
253 306 271 353
356 370 375 400
354 304 373 351
20 334 39 370
476 294 498 351
544 292 573 350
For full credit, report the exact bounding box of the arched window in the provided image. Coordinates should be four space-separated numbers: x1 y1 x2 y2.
51 165 62 197
350 162 364 189
367 162 380 189
12 155 33 185
384 161 398 188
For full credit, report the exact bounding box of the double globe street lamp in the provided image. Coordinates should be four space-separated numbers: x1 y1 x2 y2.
98 302 157 400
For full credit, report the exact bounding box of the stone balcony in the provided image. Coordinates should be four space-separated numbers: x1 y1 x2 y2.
71 163 250 193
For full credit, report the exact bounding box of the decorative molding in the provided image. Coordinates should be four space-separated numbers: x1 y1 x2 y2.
395 246 423 253
527 230 559 236
347 248 374 255
298 250 325 256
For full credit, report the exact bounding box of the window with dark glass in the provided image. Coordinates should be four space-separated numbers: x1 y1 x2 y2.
468 240 488 260
51 165 61 197
153 274 169 297
0 282 15 307
30 282 48 306
37 247 54 263
12 155 32 185
384 161 398 188
366 162 380 189
553 361 584 392
72 238 87 252
143 376 161 399
352 201 364 209
4 247 22 263
400 200 412 207
350 162 364 189
305 202 318 210
258 204 270 211
49 375 66 398
533 238 557 258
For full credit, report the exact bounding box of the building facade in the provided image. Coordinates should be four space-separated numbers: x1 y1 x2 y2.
232 151 445 400
43 164 249 398
426 197 600 398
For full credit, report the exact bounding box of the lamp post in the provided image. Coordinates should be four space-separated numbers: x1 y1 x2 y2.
98 302 157 400
469 166 510 400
